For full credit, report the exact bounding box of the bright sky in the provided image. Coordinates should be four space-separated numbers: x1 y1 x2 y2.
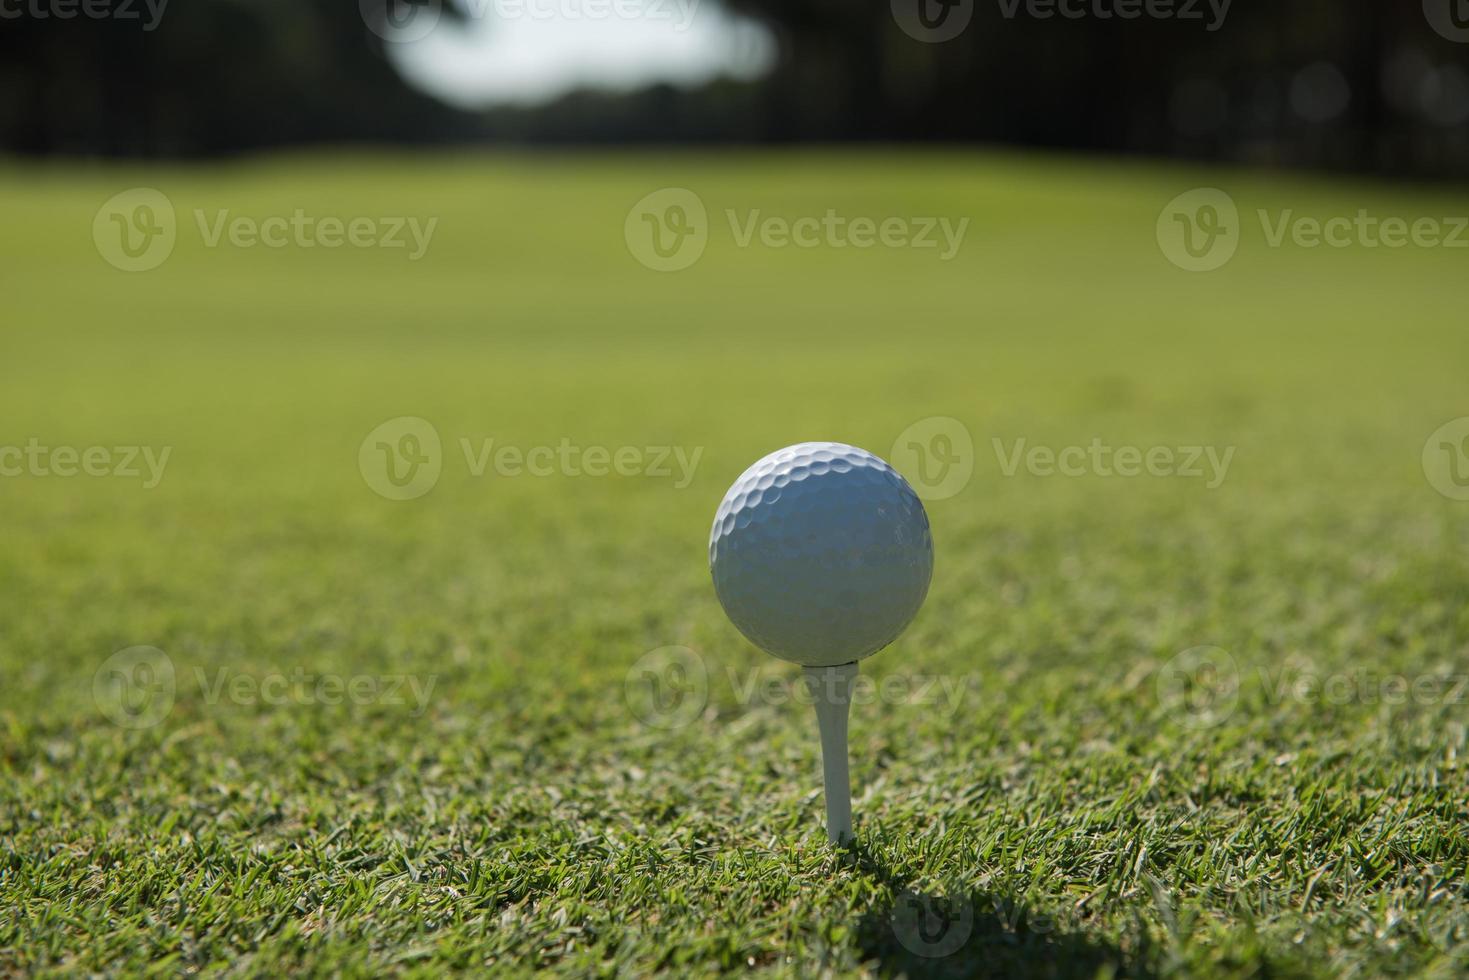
383 0 778 109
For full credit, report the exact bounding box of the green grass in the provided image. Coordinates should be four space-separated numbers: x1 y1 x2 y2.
1 150 1467 977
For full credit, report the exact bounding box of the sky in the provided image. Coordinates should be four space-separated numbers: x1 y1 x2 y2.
381 0 778 109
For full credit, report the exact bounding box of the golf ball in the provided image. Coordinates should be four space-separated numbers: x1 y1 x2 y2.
709 442 933 667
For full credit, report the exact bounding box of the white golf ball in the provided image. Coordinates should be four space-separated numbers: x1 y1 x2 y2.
709 442 934 667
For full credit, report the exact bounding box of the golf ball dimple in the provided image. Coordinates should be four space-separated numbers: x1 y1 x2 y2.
709 442 934 667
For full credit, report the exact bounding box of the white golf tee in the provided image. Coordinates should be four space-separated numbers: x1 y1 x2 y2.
803 661 859 844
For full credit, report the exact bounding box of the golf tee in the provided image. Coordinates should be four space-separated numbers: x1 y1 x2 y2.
803 661 859 845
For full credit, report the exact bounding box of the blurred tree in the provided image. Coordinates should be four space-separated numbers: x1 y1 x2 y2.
0 0 471 156
1 0 1466 178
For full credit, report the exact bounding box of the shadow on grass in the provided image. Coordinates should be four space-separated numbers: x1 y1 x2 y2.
850 843 1157 980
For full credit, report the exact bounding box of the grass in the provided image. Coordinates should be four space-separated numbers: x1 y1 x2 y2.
1 149 1467 977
